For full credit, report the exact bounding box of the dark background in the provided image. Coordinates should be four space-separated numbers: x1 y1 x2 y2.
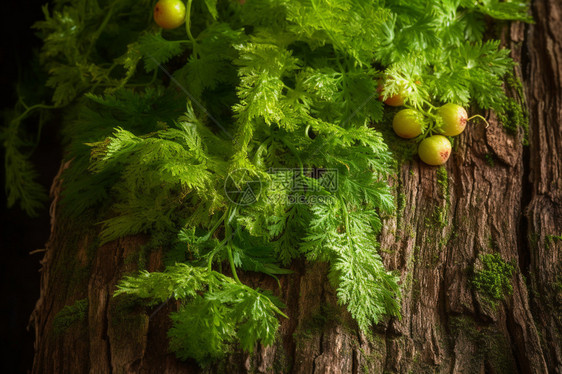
1 1 61 372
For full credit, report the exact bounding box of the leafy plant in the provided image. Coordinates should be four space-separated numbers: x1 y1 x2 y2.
4 0 530 366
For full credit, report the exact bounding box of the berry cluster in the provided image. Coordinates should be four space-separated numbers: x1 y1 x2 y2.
380 80 485 166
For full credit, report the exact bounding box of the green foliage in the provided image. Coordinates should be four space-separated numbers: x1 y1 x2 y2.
87 117 225 243
1 113 49 216
115 264 285 364
5 0 531 366
472 253 515 308
136 33 187 72
53 298 88 335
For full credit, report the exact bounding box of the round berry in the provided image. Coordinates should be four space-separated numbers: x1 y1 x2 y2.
438 103 468 136
154 0 186 30
418 135 452 166
392 109 424 139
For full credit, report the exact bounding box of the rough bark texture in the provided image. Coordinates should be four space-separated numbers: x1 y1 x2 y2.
525 1 562 373
31 1 561 373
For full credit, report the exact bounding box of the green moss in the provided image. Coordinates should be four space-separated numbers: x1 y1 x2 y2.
436 166 448 200
449 316 516 374
381 248 396 254
357 345 382 373
434 206 447 228
53 298 88 336
438 227 457 250
396 191 407 223
487 235 495 250
472 253 515 309
271 336 291 374
484 153 495 167
350 331 385 373
497 74 529 145
545 234 562 250
425 206 447 229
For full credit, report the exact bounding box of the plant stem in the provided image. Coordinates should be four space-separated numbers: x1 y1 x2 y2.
227 245 241 284
218 206 241 284
207 210 228 237
11 104 56 125
468 114 490 128
278 134 304 175
86 2 117 58
339 195 353 246
205 209 230 270
207 237 227 271
185 0 198 55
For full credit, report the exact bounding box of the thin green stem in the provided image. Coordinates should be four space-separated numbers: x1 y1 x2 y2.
252 137 272 165
224 219 241 284
468 114 490 128
227 245 241 284
208 210 228 236
86 3 117 58
339 195 353 246
18 97 29 111
26 117 46 157
207 237 227 271
278 134 303 175
90 62 118 92
208 206 241 284
185 0 198 55
204 209 229 271
207 251 214 270
420 97 438 111
11 104 56 125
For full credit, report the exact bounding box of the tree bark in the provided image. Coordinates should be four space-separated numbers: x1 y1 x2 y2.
30 1 561 373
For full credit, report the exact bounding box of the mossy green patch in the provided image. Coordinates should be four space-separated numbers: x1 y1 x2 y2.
449 316 517 374
270 336 292 374
436 166 448 200
484 153 495 167
472 253 515 309
439 227 457 250
425 205 447 230
347 328 386 373
497 73 529 145
53 298 88 336
545 234 562 251
396 191 407 224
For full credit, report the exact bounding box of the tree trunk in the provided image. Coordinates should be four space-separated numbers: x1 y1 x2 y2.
30 2 561 373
